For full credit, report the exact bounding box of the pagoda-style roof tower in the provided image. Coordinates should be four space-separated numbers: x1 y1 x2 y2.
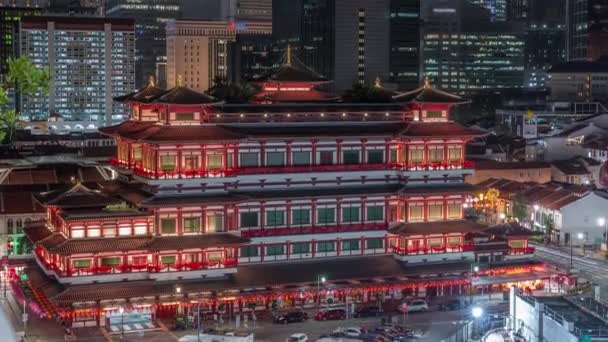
252 46 340 104
114 76 166 104
394 77 470 122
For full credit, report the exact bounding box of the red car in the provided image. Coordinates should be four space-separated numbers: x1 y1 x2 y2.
314 309 346 320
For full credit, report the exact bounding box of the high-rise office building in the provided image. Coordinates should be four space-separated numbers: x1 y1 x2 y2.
19 16 135 124
567 0 608 61
468 0 507 20
106 0 181 87
274 0 405 92
166 20 272 91
524 24 566 89
0 0 48 79
389 0 421 90
219 0 272 22
422 0 525 94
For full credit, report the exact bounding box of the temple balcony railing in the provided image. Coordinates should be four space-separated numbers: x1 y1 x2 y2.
112 159 476 180
42 258 239 278
240 222 388 238
508 247 535 255
391 243 475 256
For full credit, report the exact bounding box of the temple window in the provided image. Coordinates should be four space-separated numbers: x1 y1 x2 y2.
118 143 129 162
367 149 384 164
73 259 92 269
206 152 223 170
317 207 336 225
160 255 176 265
428 201 444 221
143 149 156 170
291 208 310 225
428 237 443 248
132 144 142 163
100 257 120 267
131 255 148 265
390 149 398 163
206 213 224 232
367 205 384 222
509 240 525 248
317 241 335 252
6 219 13 234
447 236 461 247
103 222 117 237
366 238 383 249
240 246 258 257
88 226 101 237
118 224 132 236
291 242 310 254
134 223 147 235
160 154 176 171
160 218 177 235
183 253 198 263
266 151 285 167
342 206 360 223
175 112 195 121
72 228 85 238
239 152 259 167
183 154 200 171
448 145 462 162
239 212 259 229
266 245 285 256
428 146 444 163
408 202 424 222
342 150 360 165
425 111 443 119
447 201 462 220
183 216 201 234
292 151 311 166
342 240 360 251
409 146 424 163
266 209 285 227
318 150 335 165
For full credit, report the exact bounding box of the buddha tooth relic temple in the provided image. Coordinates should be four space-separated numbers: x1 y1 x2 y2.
22 53 556 330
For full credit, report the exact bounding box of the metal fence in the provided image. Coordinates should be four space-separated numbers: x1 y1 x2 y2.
441 320 474 342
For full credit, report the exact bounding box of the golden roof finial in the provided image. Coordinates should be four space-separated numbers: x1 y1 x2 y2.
375 76 382 88
177 75 183 87
148 75 155 87
286 44 292 66
424 76 430 89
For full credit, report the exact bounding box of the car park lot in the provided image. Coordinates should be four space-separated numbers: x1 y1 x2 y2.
254 306 477 342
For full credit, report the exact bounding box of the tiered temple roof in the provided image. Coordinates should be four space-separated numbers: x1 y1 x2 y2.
393 78 470 105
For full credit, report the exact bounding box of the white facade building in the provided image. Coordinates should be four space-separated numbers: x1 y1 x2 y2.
19 16 135 125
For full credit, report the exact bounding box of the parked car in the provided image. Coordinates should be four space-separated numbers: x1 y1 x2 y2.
439 299 466 311
354 306 382 318
274 311 308 324
287 333 309 342
402 299 428 313
333 326 365 337
314 309 346 320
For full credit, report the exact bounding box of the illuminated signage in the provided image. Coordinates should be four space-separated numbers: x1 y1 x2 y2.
227 22 248 31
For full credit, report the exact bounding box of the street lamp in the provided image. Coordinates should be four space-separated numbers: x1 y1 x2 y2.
499 213 506 221
570 233 585 269
317 275 326 308
472 306 483 318
118 306 124 340
469 265 479 304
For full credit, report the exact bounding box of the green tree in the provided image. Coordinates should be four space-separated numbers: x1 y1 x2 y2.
512 193 528 223
542 213 554 243
341 82 394 103
206 77 258 103
1 56 49 144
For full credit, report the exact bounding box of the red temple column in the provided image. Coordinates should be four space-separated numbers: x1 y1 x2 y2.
176 145 182 176
260 201 265 231
361 138 367 163
443 141 448 168
384 139 391 166
361 196 367 222
201 145 207 176
286 201 291 228
177 208 183 235
336 198 342 227
311 140 318 165
311 200 317 227
360 236 365 255
336 139 343 164
286 240 291 260
286 141 292 166
260 141 266 166
443 196 448 221
404 143 409 170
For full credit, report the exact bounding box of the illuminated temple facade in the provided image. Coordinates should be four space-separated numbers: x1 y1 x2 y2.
24 54 538 289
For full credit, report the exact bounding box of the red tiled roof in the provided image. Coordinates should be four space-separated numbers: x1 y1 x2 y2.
147 234 249 251
153 85 220 105
400 122 487 138
99 121 246 143
23 224 53 244
48 236 151 255
389 220 487 236
35 184 119 209
393 84 469 104
114 82 166 103
481 222 541 238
